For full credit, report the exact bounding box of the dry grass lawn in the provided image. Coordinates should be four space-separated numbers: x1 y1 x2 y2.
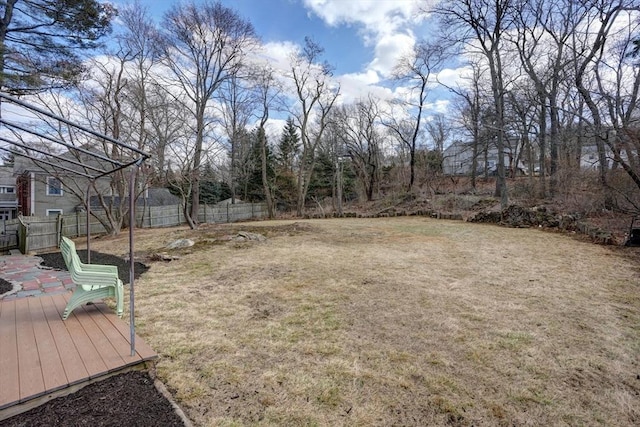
87 217 640 426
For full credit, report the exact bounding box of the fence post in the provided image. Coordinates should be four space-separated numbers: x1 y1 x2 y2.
56 214 63 246
18 216 27 254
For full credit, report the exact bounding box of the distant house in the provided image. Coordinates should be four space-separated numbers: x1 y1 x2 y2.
579 144 603 170
577 142 637 171
0 166 18 220
13 153 177 217
442 141 502 176
14 155 89 217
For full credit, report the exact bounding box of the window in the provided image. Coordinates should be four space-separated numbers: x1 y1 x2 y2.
46 177 63 196
0 186 15 194
46 209 63 216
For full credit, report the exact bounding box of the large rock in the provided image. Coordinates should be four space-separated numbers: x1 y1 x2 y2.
166 238 195 249
234 231 266 242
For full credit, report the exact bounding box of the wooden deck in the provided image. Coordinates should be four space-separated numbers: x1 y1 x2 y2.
0 293 157 420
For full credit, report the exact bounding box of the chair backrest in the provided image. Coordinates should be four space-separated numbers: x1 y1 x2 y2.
60 236 83 275
60 237 73 269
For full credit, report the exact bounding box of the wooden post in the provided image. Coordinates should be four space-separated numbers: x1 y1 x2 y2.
56 214 63 246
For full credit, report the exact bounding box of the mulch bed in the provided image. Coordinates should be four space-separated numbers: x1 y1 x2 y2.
1 371 185 427
0 278 12 294
1 252 185 426
38 250 149 284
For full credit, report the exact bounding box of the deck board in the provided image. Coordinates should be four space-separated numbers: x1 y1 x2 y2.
28 298 67 392
75 303 125 372
85 303 140 364
0 293 157 416
0 300 19 407
15 298 44 401
40 295 89 385
95 303 157 360
95 304 157 360
51 295 109 377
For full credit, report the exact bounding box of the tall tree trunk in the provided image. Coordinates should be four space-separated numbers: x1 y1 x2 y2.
538 92 547 198
259 127 274 218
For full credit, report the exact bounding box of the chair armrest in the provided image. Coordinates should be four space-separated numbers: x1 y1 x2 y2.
78 262 118 275
71 269 121 290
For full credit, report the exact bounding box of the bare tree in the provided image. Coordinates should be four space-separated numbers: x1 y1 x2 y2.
158 0 257 228
333 96 383 201
252 66 281 218
385 41 444 191
425 113 451 155
218 73 255 203
573 0 640 208
433 0 514 208
447 61 488 190
287 37 340 216
510 0 591 196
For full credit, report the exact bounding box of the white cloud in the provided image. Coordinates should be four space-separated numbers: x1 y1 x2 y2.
303 0 422 32
253 41 299 73
436 66 473 89
303 0 421 78
336 70 395 104
425 99 450 114
367 32 415 78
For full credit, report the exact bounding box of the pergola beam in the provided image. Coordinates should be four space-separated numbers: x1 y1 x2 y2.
0 93 151 357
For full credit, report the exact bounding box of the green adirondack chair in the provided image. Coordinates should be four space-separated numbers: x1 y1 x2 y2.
60 236 124 320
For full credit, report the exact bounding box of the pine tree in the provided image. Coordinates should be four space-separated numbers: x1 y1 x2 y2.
0 0 116 92
200 162 230 205
244 128 275 202
274 117 300 212
278 117 300 173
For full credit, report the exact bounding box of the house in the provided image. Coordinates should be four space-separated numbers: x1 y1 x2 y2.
13 152 175 217
13 154 110 217
0 165 18 220
442 141 502 175
443 140 533 176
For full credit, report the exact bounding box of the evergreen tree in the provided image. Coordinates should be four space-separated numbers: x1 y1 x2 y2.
244 128 275 202
273 117 300 211
278 117 300 173
200 162 231 204
307 151 335 201
306 152 358 205
0 0 115 92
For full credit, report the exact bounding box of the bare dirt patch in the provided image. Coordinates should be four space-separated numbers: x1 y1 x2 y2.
62 218 640 426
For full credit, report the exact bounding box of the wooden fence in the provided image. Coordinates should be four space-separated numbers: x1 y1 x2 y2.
10 202 268 253
0 219 19 253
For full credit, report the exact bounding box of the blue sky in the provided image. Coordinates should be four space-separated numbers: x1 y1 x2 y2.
109 0 449 102
110 0 387 75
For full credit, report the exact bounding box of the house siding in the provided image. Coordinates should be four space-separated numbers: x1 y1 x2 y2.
31 174 80 216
